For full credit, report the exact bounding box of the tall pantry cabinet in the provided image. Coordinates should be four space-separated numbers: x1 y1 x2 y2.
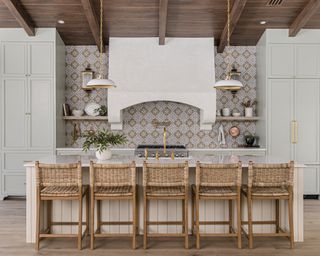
256 29 320 196
0 29 65 199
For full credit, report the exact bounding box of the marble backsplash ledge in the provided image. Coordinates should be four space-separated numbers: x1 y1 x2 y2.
65 46 257 148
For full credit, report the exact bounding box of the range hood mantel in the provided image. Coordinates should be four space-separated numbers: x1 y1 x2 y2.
108 37 216 130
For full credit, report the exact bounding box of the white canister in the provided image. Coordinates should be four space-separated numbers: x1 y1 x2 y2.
222 108 231 117
245 107 253 117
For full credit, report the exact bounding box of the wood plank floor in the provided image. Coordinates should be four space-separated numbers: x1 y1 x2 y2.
0 198 319 256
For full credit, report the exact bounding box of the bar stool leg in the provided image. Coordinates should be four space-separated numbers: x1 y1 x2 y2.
78 193 83 250
35 189 40 250
195 195 200 249
237 190 242 249
191 190 195 235
184 197 189 249
47 201 52 234
97 200 101 234
143 195 148 249
276 199 280 233
288 190 294 248
182 199 185 234
247 194 253 249
132 195 137 249
229 200 233 233
86 190 89 236
90 189 95 250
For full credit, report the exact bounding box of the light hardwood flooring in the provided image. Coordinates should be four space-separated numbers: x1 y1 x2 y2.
0 198 319 256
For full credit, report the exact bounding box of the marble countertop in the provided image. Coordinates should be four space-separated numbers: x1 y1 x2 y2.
24 155 304 168
56 147 267 152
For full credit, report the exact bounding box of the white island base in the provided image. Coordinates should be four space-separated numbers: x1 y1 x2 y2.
25 155 304 243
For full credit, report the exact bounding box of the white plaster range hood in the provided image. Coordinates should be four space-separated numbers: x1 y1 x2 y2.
108 37 216 130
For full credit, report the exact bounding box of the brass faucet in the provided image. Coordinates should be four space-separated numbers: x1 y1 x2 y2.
144 148 148 160
155 150 159 160
171 151 175 160
163 127 167 154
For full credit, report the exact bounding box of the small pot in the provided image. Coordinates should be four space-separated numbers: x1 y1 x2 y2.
245 135 255 146
245 107 253 117
222 108 231 117
95 149 112 160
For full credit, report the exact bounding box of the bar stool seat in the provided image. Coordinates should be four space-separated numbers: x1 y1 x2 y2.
192 185 237 197
242 185 289 197
40 185 87 197
94 185 133 197
146 185 185 197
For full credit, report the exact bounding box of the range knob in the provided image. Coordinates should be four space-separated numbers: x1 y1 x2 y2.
152 153 155 157
138 153 142 157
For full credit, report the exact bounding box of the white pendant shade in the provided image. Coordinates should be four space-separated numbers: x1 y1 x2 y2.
86 78 116 89
214 78 243 91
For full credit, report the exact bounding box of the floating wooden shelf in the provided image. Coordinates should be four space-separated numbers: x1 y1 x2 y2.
216 116 259 121
63 116 108 121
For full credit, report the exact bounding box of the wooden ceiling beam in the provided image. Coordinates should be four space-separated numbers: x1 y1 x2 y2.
217 0 248 53
81 0 105 52
289 0 320 37
159 0 168 45
2 0 35 36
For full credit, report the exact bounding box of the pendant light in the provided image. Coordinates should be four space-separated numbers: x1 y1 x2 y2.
214 0 243 93
86 0 116 89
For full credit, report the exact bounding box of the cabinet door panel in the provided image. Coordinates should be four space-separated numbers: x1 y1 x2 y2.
29 43 53 76
2 173 26 196
304 166 319 195
268 79 293 160
295 45 320 78
29 79 53 149
1 78 27 149
1 42 26 76
268 44 294 78
295 79 320 163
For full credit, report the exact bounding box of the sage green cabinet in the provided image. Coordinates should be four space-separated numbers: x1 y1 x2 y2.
0 29 66 198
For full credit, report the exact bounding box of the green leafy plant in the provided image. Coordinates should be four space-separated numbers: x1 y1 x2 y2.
82 130 127 153
95 105 108 116
241 99 257 108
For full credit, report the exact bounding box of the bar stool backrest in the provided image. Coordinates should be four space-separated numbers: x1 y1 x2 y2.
90 161 136 187
143 162 189 187
248 161 294 188
196 162 242 187
35 161 82 188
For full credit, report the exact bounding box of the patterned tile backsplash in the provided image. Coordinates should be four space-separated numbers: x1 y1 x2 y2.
65 45 256 148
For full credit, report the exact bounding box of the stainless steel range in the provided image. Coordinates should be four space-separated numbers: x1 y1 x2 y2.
135 144 189 158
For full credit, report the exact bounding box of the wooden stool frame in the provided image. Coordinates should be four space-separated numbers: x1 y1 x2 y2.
241 161 294 249
90 161 138 250
192 161 242 249
143 161 189 249
35 161 89 250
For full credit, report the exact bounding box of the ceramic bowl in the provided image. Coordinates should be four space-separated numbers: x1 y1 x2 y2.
72 109 84 117
232 112 241 117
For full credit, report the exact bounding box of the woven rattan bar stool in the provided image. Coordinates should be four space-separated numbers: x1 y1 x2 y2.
143 161 189 249
89 161 137 249
241 161 294 249
35 161 89 250
192 161 242 249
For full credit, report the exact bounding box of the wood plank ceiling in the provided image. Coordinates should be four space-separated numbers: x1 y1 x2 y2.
0 0 319 49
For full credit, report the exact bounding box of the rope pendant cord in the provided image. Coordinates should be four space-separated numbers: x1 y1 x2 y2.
226 0 231 79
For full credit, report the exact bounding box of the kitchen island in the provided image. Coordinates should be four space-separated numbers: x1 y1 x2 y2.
25 155 304 243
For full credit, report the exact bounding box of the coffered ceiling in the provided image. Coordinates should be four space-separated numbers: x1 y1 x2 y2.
0 0 320 51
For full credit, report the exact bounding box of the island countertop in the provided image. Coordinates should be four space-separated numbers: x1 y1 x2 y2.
24 154 305 168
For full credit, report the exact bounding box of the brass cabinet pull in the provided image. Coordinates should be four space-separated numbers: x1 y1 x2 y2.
291 120 298 144
294 120 298 144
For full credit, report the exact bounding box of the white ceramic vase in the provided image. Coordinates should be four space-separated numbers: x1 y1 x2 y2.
95 149 112 160
245 107 253 117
